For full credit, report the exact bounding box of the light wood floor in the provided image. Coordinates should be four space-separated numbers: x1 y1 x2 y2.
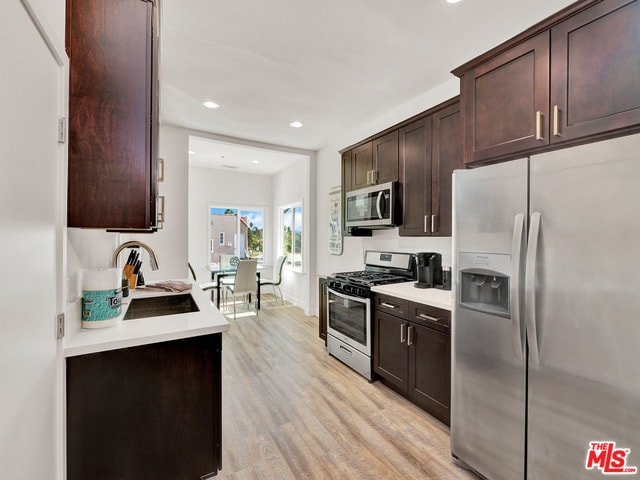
219 297 479 479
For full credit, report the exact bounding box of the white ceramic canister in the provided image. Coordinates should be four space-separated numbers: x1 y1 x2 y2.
82 268 122 328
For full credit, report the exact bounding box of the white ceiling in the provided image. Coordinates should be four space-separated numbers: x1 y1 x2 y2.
160 0 576 173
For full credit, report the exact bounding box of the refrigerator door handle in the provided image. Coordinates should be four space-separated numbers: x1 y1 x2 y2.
510 213 525 360
526 212 542 365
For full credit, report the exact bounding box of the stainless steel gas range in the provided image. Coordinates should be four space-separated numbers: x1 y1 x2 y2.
326 251 415 380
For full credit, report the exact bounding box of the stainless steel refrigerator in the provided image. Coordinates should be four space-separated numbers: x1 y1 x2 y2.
451 133 640 480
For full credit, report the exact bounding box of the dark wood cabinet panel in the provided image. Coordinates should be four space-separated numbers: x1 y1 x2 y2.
455 0 640 164
550 0 640 142
373 295 451 425
399 116 432 236
373 130 399 185
351 142 373 190
319 277 327 344
408 322 450 426
66 334 222 480
399 98 460 237
374 310 409 392
67 0 158 229
431 102 462 237
460 32 550 164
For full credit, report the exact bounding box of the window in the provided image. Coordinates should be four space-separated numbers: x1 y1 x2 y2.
280 201 303 271
209 206 265 264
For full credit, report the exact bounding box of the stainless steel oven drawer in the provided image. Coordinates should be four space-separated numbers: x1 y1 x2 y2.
327 335 372 381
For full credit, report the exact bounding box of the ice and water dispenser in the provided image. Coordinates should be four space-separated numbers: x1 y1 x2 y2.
458 252 511 317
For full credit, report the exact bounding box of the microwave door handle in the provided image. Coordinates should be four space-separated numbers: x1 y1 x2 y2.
376 191 384 219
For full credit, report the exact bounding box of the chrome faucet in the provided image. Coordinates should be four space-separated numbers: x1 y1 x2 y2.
111 241 159 270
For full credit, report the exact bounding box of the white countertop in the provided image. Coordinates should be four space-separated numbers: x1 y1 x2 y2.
64 280 230 357
371 282 453 311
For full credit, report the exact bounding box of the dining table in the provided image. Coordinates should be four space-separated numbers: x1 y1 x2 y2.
207 264 262 310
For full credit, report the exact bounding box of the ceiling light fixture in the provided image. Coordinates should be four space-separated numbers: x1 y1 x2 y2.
202 100 220 109
251 160 259 164
446 0 464 3
289 121 304 128
188 150 196 155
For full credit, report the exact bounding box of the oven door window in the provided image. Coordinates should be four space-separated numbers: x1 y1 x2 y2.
327 289 368 345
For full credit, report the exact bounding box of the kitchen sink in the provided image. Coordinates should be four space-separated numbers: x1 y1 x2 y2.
123 293 200 320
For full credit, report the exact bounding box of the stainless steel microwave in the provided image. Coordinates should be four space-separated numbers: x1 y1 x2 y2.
345 181 397 229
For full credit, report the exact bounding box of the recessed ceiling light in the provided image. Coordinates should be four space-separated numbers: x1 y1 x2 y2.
289 121 304 128
251 160 259 164
188 150 196 155
446 0 464 3
202 100 220 109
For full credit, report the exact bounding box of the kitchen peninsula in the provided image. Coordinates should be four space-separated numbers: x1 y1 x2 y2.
65 283 229 480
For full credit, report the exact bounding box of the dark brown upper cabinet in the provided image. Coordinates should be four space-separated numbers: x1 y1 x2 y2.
66 0 159 230
399 99 461 237
347 130 399 191
454 0 640 165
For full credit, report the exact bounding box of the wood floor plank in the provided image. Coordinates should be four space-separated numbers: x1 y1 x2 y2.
218 299 478 479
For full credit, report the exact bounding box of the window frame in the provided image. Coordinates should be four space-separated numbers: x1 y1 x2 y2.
208 204 267 265
279 200 303 273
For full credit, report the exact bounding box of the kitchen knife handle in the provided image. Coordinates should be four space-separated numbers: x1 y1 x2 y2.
510 214 525 360
407 325 414 346
525 212 542 366
400 323 407 343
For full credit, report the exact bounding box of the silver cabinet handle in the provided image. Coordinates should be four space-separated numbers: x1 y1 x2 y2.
371 170 377 185
400 323 407 343
553 105 560 137
366 170 371 185
431 214 437 233
157 157 165 182
424 215 428 233
510 213 525 360
418 313 440 323
380 302 397 309
535 111 544 141
525 212 542 366
156 195 165 229
407 325 414 346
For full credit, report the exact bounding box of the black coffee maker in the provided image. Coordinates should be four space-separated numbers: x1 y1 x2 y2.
414 252 442 289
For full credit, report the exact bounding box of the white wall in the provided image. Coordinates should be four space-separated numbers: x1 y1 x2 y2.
188 164 273 279
1 1 66 478
272 155 315 312
313 78 460 313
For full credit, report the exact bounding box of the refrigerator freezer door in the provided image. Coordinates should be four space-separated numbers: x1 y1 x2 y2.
528 134 640 479
451 158 528 480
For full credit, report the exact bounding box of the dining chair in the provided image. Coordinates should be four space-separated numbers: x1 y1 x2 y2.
260 255 286 305
222 259 258 319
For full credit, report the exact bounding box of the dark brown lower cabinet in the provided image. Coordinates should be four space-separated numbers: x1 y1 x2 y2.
319 277 328 344
374 295 451 425
66 334 222 480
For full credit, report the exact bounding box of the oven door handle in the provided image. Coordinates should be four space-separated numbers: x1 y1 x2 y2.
327 287 369 304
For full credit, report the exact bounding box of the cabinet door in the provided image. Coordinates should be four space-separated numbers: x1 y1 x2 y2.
341 151 352 236
461 32 550 164
351 142 373 190
319 278 328 343
373 311 408 392
373 130 399 184
550 0 640 142
399 116 432 236
431 102 461 237
408 323 451 425
67 334 221 479
67 0 158 229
